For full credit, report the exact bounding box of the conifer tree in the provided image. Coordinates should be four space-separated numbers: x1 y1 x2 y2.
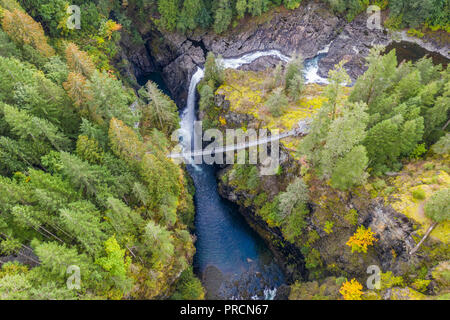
331 145 369 190
278 177 309 217
213 0 233 34
284 54 305 100
203 52 225 88
1 9 55 57
158 0 180 31
140 81 179 136
65 43 96 78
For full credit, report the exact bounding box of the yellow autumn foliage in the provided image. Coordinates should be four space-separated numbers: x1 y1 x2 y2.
346 225 378 253
339 279 364 300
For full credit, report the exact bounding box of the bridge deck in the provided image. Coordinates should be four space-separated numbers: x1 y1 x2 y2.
167 128 304 159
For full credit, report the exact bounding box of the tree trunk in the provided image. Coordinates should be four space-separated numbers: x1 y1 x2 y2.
409 222 438 255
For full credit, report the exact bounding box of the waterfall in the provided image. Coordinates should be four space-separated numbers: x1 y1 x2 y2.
180 67 204 140
304 43 331 84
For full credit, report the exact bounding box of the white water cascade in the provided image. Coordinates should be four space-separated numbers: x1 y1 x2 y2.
304 43 331 84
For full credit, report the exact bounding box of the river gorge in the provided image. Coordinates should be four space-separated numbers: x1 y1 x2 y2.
124 2 449 300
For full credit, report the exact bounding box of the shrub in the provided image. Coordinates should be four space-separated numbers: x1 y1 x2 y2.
411 279 430 293
324 221 334 234
339 279 363 300
246 166 260 190
383 186 395 195
410 143 427 159
1 9 55 57
282 204 308 243
432 134 450 155
412 188 426 200
258 199 282 227
380 271 404 290
407 28 425 38
372 179 387 191
346 226 378 254
170 267 205 300
344 209 359 226
424 189 450 223
265 88 288 117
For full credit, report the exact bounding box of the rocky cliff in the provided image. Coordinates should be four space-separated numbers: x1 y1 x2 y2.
122 1 342 106
121 1 449 107
216 152 419 284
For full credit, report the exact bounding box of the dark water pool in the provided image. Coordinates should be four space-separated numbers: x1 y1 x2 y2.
136 72 172 96
385 41 448 68
188 164 284 300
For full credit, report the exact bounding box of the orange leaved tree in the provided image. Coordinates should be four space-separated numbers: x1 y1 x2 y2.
1 9 55 57
65 43 96 78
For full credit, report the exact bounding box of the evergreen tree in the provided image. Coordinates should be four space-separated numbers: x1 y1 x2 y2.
158 0 180 31
3 104 70 152
278 177 309 218
236 0 248 18
247 0 270 17
319 102 368 179
139 81 179 136
203 52 225 88
284 54 304 100
349 47 397 117
177 0 210 32
299 62 368 188
432 133 450 155
86 71 137 128
265 88 289 117
143 221 175 267
364 117 402 174
198 83 215 112
330 145 368 190
213 0 233 34
424 188 450 223
60 201 106 256
65 43 96 78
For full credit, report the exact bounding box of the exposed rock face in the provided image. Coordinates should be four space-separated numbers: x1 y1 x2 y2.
162 44 205 107
195 1 341 59
0 247 39 267
124 1 343 106
219 167 418 282
317 14 450 79
122 1 449 107
317 14 390 79
315 196 417 280
359 200 416 273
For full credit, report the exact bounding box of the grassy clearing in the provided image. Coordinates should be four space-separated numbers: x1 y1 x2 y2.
379 157 450 244
216 69 338 155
